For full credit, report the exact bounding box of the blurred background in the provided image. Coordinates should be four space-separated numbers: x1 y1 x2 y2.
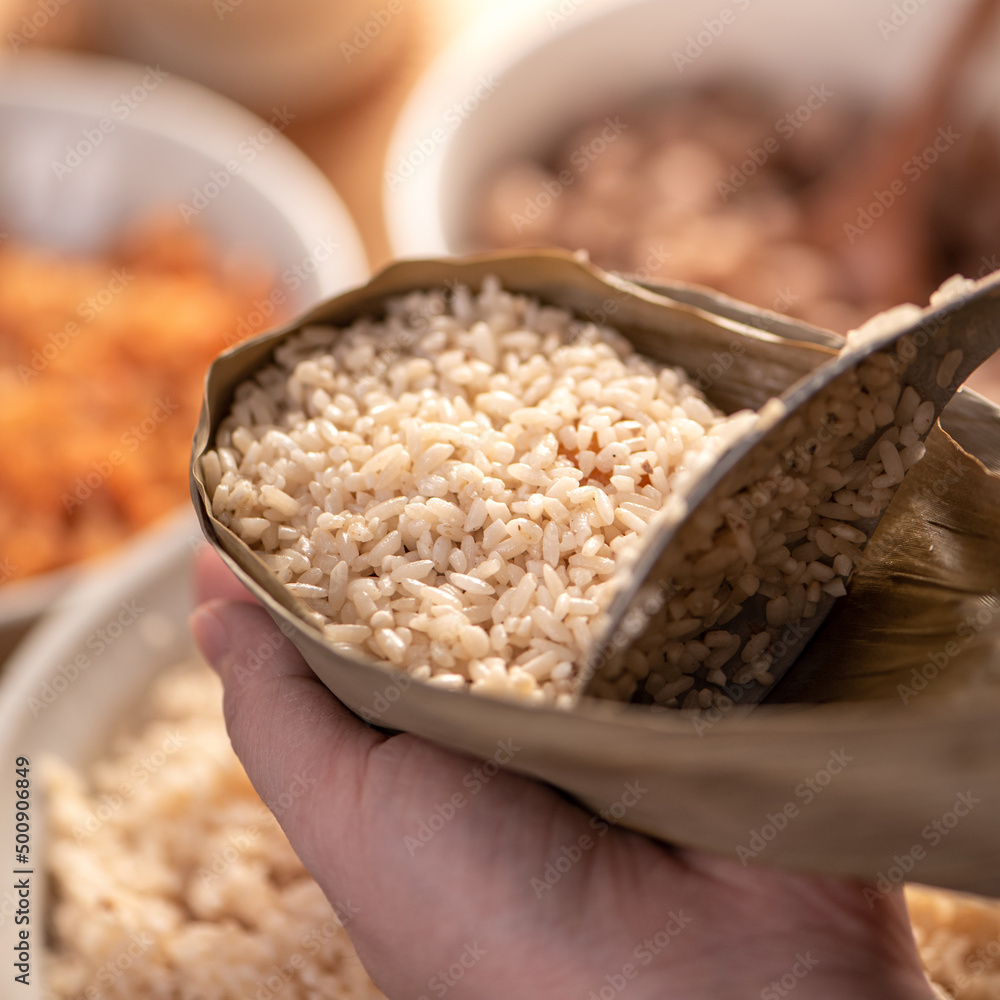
2 2 1000 996
0 0 537 265
0 0 533 656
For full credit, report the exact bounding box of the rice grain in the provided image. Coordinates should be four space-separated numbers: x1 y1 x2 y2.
206 279 757 705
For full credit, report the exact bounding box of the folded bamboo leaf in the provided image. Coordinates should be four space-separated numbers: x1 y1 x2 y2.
584 271 1000 707
191 252 1000 895
770 390 1000 704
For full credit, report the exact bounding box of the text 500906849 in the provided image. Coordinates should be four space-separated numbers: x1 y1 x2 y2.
13 756 32 987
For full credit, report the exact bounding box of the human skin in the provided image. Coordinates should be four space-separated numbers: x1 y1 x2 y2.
191 548 935 1000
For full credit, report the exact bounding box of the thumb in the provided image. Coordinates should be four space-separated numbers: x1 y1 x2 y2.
189 600 383 880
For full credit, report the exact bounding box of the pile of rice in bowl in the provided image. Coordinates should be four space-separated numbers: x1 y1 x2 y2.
202 277 759 706
41 660 1000 999
44 663 384 999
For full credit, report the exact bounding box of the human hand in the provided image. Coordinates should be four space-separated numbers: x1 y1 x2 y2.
190 548 934 1000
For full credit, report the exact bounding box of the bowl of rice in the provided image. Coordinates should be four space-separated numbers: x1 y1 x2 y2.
386 0 986 256
385 0 1000 350
0 50 368 660
0 514 386 998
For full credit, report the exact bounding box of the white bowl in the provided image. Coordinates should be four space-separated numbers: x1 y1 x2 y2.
386 0 996 257
0 51 368 646
0 512 199 998
87 0 414 118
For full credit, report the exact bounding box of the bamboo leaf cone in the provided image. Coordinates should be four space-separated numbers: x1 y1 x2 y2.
191 251 1000 895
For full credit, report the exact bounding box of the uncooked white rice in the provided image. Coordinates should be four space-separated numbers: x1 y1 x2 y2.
611 332 933 709
203 277 757 705
205 279 937 710
43 664 384 1000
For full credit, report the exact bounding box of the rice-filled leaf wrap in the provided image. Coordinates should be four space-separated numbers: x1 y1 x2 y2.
191 251 1000 894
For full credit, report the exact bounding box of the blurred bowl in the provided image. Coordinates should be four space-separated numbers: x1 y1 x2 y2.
0 50 368 657
0 50 367 269
385 0 995 258
0 512 199 1000
86 0 414 118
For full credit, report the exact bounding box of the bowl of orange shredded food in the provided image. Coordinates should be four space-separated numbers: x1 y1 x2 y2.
0 51 367 651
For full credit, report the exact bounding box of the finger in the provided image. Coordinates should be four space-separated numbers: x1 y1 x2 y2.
193 545 259 605
189 599 384 882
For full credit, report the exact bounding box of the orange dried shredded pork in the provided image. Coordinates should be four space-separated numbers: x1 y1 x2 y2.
0 218 281 583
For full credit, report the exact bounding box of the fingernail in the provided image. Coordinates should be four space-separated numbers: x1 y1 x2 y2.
190 606 232 678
